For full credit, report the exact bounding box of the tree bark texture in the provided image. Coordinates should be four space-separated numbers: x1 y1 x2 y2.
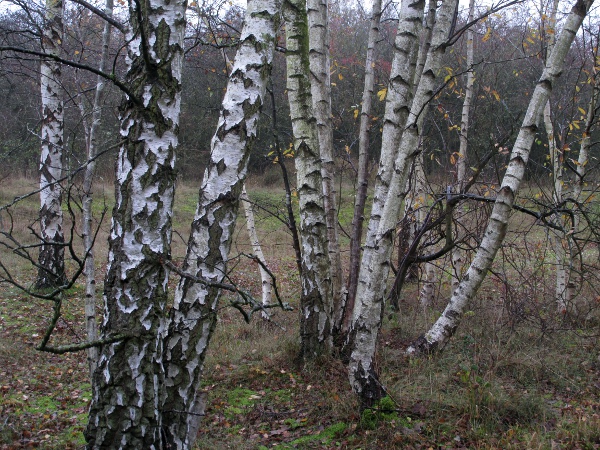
81 0 115 378
307 0 344 330
284 0 334 358
344 0 383 333
37 0 66 289
161 1 280 447
85 0 186 446
408 0 594 355
347 0 458 405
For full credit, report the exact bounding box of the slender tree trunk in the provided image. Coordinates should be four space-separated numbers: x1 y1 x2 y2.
347 0 456 405
451 0 475 290
344 0 382 333
307 0 344 331
37 0 65 290
241 185 273 318
408 0 594 355
344 0 425 333
85 0 186 446
284 0 334 358
161 2 280 447
81 0 114 378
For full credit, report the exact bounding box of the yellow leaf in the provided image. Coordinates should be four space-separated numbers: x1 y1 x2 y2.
377 88 387 101
482 28 492 42
578 107 586 115
450 154 456 165
74 50 80 55
491 90 500 101
338 73 343 80
353 109 359 119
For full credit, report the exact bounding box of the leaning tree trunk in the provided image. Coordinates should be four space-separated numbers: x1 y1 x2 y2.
344 0 382 333
307 0 344 331
37 0 65 290
81 0 115 378
284 0 334 358
347 0 456 406
408 0 594 355
84 0 186 446
161 1 280 447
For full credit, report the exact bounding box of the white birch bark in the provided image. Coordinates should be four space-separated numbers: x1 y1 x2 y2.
451 0 475 291
570 73 598 305
85 0 186 446
241 185 273 318
284 0 333 357
344 0 383 333
345 0 425 328
348 0 457 404
37 0 65 289
307 0 344 330
408 0 594 354
80 0 115 378
161 2 280 447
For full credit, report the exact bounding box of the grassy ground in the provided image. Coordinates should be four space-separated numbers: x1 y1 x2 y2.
1 176 599 449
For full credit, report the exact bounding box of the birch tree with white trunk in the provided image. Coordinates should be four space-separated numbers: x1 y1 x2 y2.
450 0 475 291
408 0 595 355
283 0 334 357
307 0 344 330
37 0 66 289
85 0 187 445
347 0 458 405
161 1 281 446
344 0 383 333
241 186 273 318
79 0 115 377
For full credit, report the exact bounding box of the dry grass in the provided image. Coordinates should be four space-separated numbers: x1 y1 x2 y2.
1 176 599 449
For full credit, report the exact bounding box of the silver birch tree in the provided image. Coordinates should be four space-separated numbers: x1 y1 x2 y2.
241 186 273 318
344 0 383 332
161 1 281 446
450 0 475 291
37 0 65 289
85 0 187 445
408 0 595 354
347 0 457 404
307 0 344 329
79 0 115 377
283 0 334 357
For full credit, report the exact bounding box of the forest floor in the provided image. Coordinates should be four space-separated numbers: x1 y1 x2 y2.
1 176 600 449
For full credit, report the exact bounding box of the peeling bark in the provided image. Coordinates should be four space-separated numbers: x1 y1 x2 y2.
85 0 186 446
284 0 334 358
37 0 66 290
344 0 383 334
307 0 344 331
348 0 455 404
408 0 594 355
161 1 280 447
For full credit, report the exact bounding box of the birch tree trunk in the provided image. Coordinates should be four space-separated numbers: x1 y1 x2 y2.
81 0 115 378
161 1 280 447
451 0 475 291
284 0 334 358
347 0 456 405
307 0 344 330
241 185 273 318
345 0 425 333
85 0 186 445
408 0 594 355
37 0 65 289
344 0 382 333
